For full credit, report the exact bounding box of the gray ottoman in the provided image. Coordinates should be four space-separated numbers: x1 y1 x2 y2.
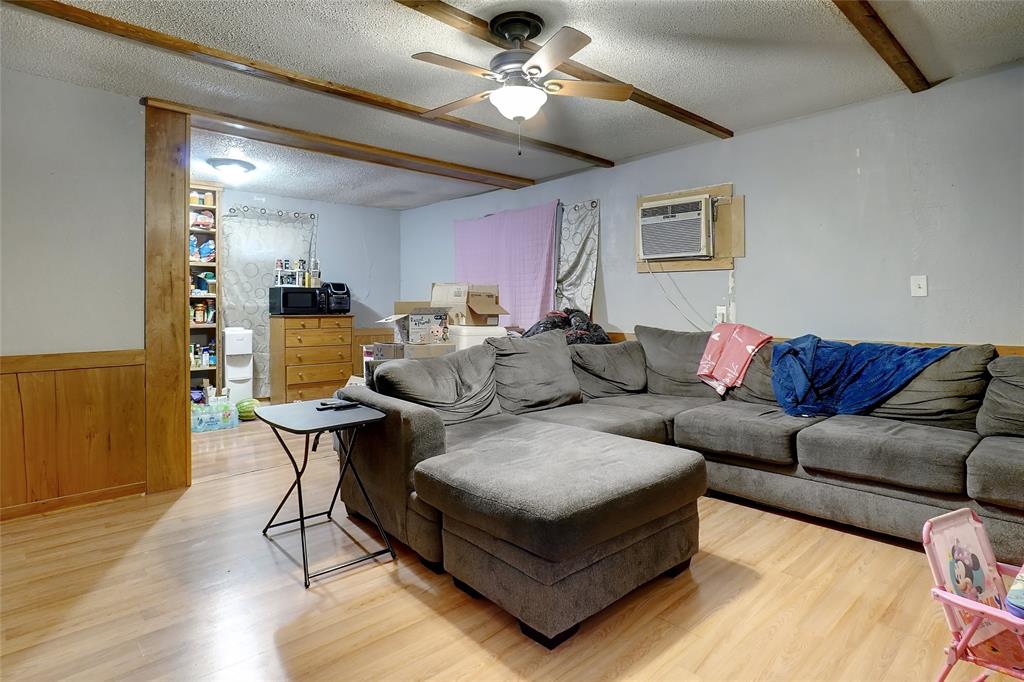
413 431 707 648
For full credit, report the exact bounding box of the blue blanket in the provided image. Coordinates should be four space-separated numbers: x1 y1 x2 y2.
771 335 956 417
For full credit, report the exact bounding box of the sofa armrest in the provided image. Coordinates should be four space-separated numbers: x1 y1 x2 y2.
335 385 446 540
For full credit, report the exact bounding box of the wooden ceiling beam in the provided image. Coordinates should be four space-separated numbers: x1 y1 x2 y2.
142 98 534 190
398 0 734 139
6 0 613 168
833 0 931 93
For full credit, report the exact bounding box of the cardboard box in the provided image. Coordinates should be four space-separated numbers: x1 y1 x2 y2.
372 343 405 360
394 300 430 315
430 283 509 326
377 307 449 344
371 342 456 361
404 343 455 359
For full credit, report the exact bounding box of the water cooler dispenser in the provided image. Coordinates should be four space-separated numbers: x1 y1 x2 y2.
223 327 253 403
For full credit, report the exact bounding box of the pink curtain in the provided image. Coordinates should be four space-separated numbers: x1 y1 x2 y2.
454 200 558 328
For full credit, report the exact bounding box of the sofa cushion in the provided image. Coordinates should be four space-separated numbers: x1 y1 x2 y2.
444 413 536 453
570 340 647 398
590 394 720 429
414 430 707 562
967 436 1024 510
797 415 981 494
977 357 1024 437
373 345 500 426
869 345 997 431
674 402 825 464
728 342 777 405
485 330 581 414
522 403 668 443
635 326 720 398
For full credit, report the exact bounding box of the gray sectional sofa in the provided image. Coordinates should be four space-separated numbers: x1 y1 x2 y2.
338 326 1024 645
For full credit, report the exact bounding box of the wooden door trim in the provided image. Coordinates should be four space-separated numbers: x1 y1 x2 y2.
144 106 191 492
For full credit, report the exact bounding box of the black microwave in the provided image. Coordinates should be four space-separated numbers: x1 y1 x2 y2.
269 287 322 315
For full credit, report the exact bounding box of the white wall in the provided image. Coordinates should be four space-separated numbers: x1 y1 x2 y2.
1 69 145 354
400 64 1024 345
222 190 400 327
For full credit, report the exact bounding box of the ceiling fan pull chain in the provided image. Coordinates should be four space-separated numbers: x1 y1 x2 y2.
517 122 522 156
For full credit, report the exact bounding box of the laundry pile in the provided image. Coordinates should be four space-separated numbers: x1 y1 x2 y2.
523 309 611 345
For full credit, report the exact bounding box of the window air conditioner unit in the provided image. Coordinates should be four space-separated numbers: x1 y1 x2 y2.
637 194 713 260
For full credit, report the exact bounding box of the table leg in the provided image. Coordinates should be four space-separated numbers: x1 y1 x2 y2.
262 424 394 587
325 429 346 520
295 433 310 588
261 427 314 587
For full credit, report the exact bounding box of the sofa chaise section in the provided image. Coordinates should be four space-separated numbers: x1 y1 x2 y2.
415 431 706 645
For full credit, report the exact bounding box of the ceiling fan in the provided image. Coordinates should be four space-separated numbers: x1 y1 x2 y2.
412 11 635 123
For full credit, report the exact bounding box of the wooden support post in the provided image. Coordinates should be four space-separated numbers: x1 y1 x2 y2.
145 106 191 492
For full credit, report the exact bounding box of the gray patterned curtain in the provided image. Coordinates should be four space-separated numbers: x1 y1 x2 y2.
221 206 317 399
554 199 600 314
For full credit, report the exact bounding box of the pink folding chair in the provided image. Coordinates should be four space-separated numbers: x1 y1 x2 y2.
923 508 1024 681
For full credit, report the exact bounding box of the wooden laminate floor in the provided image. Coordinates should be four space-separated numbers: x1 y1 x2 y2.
1 425 1012 681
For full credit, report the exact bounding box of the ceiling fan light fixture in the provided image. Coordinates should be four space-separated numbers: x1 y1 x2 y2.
489 84 547 121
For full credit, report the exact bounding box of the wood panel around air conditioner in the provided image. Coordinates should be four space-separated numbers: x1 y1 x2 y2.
636 182 745 273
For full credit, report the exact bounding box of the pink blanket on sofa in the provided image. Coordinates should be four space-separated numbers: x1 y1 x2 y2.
698 323 773 396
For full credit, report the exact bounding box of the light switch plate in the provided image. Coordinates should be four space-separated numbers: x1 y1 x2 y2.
715 305 728 324
910 275 928 297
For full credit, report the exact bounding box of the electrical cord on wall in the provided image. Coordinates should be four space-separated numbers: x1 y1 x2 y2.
643 259 708 332
667 271 713 329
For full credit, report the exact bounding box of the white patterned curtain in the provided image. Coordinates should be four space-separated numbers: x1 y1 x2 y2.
554 199 600 314
221 206 317 399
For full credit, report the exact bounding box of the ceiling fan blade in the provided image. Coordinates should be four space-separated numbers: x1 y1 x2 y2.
420 91 494 119
543 79 634 101
412 52 499 80
522 27 591 78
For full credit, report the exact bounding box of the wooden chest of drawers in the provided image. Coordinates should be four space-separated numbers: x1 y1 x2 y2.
270 315 354 404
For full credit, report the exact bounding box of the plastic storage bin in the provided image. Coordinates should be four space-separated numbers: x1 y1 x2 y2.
448 325 507 351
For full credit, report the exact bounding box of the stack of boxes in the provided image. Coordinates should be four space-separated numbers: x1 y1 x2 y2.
366 283 509 377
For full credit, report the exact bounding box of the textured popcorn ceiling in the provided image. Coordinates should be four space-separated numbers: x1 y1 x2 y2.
190 129 492 209
3 0 1023 208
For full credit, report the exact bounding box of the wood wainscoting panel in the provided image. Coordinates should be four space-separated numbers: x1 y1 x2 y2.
55 366 146 495
16 372 60 504
0 357 147 520
0 349 146 374
1 375 28 508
